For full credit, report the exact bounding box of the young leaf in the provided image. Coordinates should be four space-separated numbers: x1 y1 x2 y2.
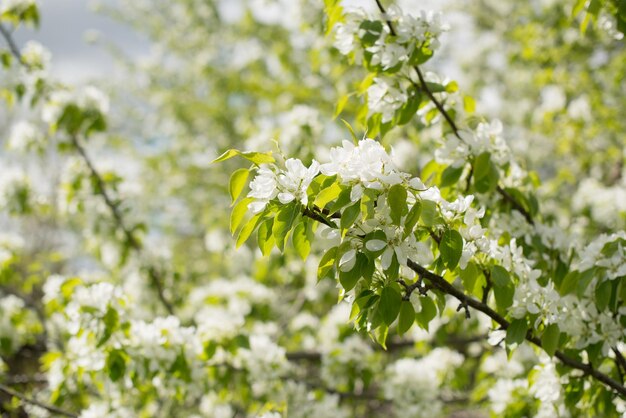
292 220 311 260
236 212 263 248
257 217 275 256
212 149 274 164
272 202 299 251
340 201 361 231
318 247 338 281
341 119 359 143
403 201 421 238
314 182 342 209
230 197 253 235
212 149 240 163
387 184 407 225
420 199 438 227
229 168 249 204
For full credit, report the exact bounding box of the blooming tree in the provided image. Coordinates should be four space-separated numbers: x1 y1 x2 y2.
0 0 625 417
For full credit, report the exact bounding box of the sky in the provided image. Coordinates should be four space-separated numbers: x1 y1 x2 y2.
13 0 150 82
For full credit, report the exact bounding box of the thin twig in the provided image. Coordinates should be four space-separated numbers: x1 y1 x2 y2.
70 135 175 315
373 0 535 225
0 383 79 418
0 23 24 63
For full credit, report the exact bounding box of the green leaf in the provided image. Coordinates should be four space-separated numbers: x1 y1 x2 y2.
106 349 127 382
420 199 438 227
359 20 384 46
424 81 446 93
212 149 240 163
341 119 359 143
542 323 560 356
595 280 612 311
403 201 421 239
387 184 408 226
292 221 311 260
374 324 389 349
98 306 119 347
339 253 368 291
229 168 249 204
396 91 421 125
379 286 402 326
463 95 476 113
440 164 464 188
318 247 338 281
460 262 479 294
340 201 361 231
329 187 352 214
236 212 263 248
493 281 514 312
257 217 275 256
572 0 586 17
397 301 415 335
272 202 299 251
314 182 342 209
57 104 83 135
212 149 274 164
506 319 528 346
559 271 579 295
439 229 463 271
230 197 253 235
334 95 349 119
415 296 437 330
60 277 82 299
491 265 511 288
473 152 492 180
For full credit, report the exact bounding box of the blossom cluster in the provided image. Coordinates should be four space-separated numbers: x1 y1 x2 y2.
384 348 463 418
248 158 320 213
334 6 448 68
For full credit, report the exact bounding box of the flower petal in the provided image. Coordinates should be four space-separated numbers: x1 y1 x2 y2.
366 239 386 252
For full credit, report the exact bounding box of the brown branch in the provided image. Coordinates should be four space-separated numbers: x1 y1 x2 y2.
2 19 174 315
0 383 78 417
0 23 24 64
496 185 534 225
405 259 626 398
614 347 626 383
69 134 175 315
373 0 534 225
301 183 626 397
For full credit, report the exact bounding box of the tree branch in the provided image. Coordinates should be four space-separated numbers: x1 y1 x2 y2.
0 23 24 64
0 383 78 418
373 0 535 225
69 135 174 315
302 189 625 396
1 20 175 315
405 259 626 398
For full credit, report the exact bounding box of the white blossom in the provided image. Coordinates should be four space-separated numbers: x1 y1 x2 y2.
367 78 407 123
7 120 44 151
